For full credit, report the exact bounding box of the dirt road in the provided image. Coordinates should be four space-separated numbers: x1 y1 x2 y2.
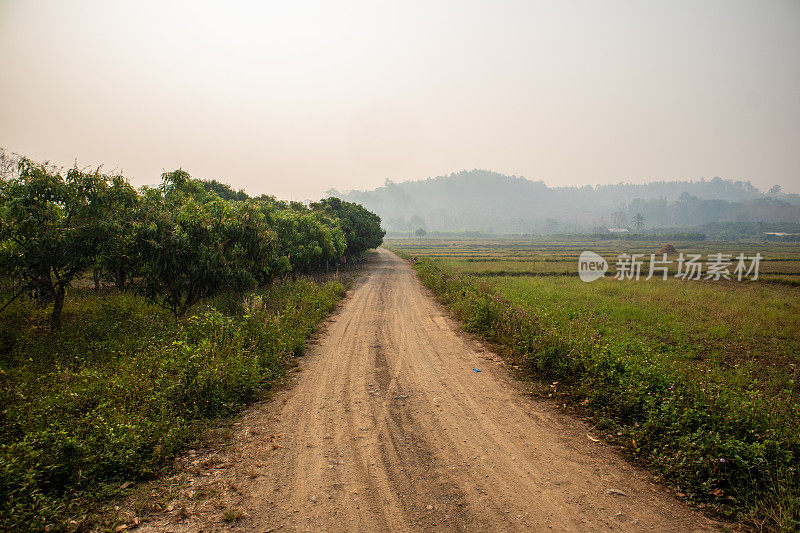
139 248 717 532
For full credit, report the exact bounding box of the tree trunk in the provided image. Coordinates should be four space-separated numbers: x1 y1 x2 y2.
51 284 65 330
114 267 126 290
93 268 101 291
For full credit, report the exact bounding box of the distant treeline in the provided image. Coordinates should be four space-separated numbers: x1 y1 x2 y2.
0 158 384 328
580 232 708 241
330 170 800 234
391 224 800 242
699 221 800 241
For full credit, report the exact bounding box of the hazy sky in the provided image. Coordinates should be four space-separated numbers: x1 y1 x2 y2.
1 1 799 199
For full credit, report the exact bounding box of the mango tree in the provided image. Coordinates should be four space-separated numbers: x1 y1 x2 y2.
95 175 141 289
0 161 106 329
272 209 345 276
312 197 385 259
136 171 256 316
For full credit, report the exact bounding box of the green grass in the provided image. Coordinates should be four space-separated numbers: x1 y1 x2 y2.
0 278 346 531
388 239 800 530
497 277 800 384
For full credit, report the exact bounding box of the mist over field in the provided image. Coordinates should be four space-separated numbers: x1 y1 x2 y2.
2 1 800 530
331 171 800 235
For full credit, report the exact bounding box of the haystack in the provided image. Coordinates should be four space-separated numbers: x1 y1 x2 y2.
656 244 678 255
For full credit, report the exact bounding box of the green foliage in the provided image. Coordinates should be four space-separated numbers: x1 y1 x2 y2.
312 197 385 258
137 173 257 315
198 178 249 202
0 161 113 328
95 175 141 290
0 280 346 531
271 208 346 275
0 152 384 528
0 157 384 321
133 171 379 312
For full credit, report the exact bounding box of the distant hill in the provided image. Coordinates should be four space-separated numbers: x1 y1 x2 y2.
328 170 800 234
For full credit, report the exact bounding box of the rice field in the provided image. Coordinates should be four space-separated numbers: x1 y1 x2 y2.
388 237 800 381
389 238 800 282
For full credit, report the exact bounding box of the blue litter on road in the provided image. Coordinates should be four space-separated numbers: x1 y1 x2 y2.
473 368 481 373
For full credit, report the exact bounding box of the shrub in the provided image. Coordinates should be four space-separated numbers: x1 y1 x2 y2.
0 279 345 531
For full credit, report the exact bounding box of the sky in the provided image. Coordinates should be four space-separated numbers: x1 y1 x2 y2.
1 1 799 200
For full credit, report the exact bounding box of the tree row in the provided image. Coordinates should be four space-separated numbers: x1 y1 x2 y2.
0 160 385 328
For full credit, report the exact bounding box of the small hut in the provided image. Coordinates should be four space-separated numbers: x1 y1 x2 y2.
656 244 678 255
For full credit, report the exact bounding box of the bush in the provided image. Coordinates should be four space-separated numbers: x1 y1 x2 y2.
0 279 345 531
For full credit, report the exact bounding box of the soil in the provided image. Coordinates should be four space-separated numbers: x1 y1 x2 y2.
134 248 718 532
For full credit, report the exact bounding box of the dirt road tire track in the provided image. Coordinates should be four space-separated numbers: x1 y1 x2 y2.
139 248 718 532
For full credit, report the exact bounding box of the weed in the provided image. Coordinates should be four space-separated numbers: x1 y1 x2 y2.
222 507 244 523
0 279 346 531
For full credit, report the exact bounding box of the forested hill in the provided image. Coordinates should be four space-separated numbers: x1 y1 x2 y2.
328 170 800 234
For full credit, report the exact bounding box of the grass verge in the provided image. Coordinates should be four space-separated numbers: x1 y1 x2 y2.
0 278 346 531
402 252 799 531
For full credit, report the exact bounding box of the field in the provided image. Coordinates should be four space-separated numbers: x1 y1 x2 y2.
389 238 800 388
387 237 800 529
393 238 800 282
